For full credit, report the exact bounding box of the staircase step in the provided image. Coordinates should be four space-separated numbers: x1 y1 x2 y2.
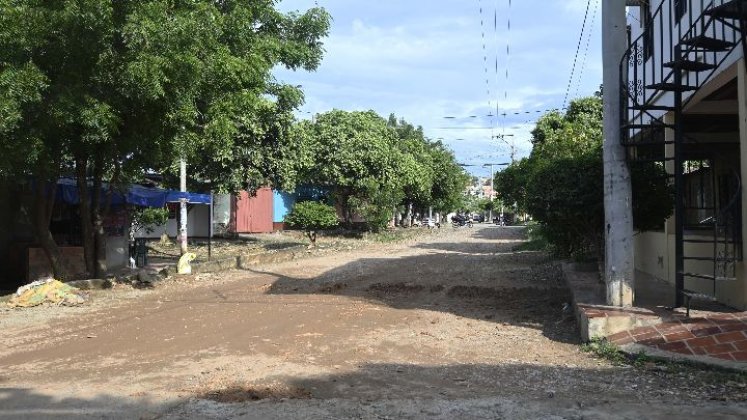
683 238 740 244
623 123 674 130
681 289 718 301
626 157 676 164
621 140 675 146
663 59 717 72
704 1 747 20
679 35 735 51
646 82 698 92
683 256 738 261
681 272 737 281
630 104 675 111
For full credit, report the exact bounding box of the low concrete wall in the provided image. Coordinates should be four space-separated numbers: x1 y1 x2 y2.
561 262 663 342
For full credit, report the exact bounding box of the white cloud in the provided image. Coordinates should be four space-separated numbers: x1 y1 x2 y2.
275 0 602 176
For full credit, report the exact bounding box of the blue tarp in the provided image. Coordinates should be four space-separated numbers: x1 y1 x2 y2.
56 178 211 207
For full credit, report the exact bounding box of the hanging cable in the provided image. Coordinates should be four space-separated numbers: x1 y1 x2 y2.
562 0 592 109
572 0 599 99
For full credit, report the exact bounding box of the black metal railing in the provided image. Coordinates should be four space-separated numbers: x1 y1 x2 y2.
621 0 745 134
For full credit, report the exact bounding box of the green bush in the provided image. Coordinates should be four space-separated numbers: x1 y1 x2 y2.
285 201 339 245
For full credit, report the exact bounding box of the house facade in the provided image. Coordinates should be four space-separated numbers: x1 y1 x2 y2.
623 0 747 309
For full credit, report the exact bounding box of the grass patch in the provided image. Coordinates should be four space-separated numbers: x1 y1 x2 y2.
581 337 627 365
513 222 549 252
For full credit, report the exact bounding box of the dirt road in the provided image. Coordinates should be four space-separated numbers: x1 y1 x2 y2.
1 226 746 419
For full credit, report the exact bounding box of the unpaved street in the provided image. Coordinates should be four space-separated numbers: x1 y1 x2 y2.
1 226 746 419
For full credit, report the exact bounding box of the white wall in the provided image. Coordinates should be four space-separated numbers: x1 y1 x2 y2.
135 205 210 239
106 235 128 270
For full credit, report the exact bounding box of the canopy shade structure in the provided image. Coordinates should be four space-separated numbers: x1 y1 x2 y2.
56 178 211 207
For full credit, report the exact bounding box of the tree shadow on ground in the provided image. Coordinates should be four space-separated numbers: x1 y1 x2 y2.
250 227 579 345
184 361 747 418
0 387 176 420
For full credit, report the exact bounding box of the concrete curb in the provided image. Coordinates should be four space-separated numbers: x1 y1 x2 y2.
561 262 747 372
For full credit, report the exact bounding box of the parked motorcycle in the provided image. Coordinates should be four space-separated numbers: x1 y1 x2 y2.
451 215 473 228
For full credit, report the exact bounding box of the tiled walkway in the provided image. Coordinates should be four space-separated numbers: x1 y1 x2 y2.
608 313 747 362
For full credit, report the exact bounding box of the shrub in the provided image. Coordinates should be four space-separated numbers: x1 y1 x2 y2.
285 201 339 245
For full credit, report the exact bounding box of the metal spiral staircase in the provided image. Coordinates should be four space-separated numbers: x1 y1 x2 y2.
620 0 746 312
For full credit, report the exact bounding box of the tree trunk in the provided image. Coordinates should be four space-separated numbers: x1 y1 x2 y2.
33 179 69 280
91 160 107 277
402 202 413 227
75 156 95 277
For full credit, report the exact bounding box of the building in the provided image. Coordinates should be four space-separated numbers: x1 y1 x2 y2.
623 0 747 309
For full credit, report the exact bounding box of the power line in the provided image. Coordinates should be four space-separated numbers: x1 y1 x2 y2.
572 0 599 99
562 0 592 109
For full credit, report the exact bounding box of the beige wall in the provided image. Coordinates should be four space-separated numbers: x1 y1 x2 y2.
635 230 747 310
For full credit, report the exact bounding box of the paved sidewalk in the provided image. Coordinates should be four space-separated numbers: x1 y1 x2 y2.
562 262 747 369
608 312 747 362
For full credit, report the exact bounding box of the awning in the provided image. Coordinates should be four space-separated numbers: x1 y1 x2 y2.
56 178 211 207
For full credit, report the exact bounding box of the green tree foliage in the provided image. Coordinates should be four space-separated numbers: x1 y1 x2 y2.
285 201 339 246
292 110 469 231
293 110 404 231
0 0 330 277
496 96 673 258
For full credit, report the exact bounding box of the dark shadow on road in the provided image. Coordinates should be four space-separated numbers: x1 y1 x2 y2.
0 387 179 419
185 362 747 418
247 226 580 345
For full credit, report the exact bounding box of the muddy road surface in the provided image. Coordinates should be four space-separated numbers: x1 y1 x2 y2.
1 225 746 419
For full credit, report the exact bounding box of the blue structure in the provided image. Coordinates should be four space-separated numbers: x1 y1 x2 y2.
56 177 211 207
272 186 332 223
273 190 296 223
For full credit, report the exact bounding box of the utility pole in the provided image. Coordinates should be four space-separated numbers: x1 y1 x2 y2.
179 158 188 255
483 162 510 224
602 0 634 306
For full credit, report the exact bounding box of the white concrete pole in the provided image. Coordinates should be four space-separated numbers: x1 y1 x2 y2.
602 0 634 307
179 158 188 255
488 164 494 222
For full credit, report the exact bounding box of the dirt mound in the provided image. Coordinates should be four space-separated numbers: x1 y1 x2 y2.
317 282 348 293
446 285 570 305
200 383 311 403
368 282 425 294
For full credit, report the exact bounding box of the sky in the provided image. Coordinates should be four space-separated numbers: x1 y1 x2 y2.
274 0 603 178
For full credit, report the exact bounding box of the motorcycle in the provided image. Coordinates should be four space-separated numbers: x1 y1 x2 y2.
451 215 473 228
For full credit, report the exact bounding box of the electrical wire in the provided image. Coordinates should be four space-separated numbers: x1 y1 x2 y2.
572 0 599 99
562 0 593 109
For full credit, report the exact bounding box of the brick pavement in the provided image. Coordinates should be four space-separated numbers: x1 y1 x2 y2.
607 312 747 362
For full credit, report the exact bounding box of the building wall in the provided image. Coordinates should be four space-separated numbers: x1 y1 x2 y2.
273 190 296 223
135 204 211 238
635 230 747 309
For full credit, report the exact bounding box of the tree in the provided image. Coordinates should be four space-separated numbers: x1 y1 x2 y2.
0 1 330 278
293 110 405 231
500 96 672 258
388 115 434 226
285 201 339 246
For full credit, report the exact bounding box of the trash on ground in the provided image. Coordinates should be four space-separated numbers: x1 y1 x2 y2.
7 279 88 308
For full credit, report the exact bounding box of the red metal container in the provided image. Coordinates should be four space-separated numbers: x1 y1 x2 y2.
232 187 273 233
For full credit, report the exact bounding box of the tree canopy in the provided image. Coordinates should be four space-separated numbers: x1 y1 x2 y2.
0 0 331 277
292 110 468 231
496 96 673 258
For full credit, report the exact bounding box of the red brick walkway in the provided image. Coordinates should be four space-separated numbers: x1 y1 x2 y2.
608 313 747 362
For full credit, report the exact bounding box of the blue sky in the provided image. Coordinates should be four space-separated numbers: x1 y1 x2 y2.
275 0 603 177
